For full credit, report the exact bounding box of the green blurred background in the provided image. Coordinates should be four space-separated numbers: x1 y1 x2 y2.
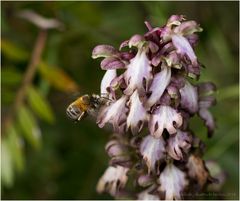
1 1 239 200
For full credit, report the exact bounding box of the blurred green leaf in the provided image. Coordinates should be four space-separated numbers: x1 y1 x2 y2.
1 39 29 61
27 86 55 124
6 125 25 173
205 127 238 159
17 106 42 149
217 85 239 101
1 67 23 86
210 30 235 69
38 62 79 93
1 140 14 188
2 88 16 104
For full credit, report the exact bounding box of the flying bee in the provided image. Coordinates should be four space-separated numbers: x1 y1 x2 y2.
66 94 111 122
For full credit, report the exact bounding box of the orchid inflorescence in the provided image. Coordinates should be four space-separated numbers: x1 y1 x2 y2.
92 15 219 200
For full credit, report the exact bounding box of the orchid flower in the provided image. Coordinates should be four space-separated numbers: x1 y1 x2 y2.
92 15 219 200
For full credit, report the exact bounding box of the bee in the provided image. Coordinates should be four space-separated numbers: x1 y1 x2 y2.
66 94 110 122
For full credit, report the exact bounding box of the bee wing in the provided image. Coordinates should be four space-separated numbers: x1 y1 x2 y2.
87 107 99 117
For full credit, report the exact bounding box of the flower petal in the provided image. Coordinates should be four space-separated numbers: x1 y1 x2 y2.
199 96 216 109
140 135 165 172
148 41 159 53
149 106 183 138
179 81 198 114
101 69 117 96
97 96 128 132
186 33 199 46
174 20 203 36
167 130 192 160
96 165 129 196
92 45 118 59
124 49 152 96
105 139 126 158
128 34 145 48
198 108 215 137
126 90 148 134
172 34 198 66
186 63 200 79
197 82 217 96
158 163 188 200
100 57 126 70
167 15 185 27
164 51 182 69
146 66 171 107
152 43 174 66
119 40 129 50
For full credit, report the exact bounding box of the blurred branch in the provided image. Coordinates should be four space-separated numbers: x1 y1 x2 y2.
17 10 64 31
2 10 63 136
2 30 47 135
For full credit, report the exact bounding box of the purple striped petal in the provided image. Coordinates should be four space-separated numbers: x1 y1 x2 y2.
172 34 198 66
174 21 203 36
119 40 129 50
100 57 126 70
146 66 171 108
124 49 152 96
128 34 145 48
92 45 118 59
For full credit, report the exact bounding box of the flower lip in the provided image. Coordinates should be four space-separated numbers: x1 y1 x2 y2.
97 96 128 133
96 165 129 196
158 163 188 200
140 135 165 173
149 105 183 138
167 130 192 160
126 90 148 134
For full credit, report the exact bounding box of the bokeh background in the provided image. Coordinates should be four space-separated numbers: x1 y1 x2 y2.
1 1 239 200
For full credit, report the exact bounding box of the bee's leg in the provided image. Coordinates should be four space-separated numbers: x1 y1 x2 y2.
77 112 86 121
